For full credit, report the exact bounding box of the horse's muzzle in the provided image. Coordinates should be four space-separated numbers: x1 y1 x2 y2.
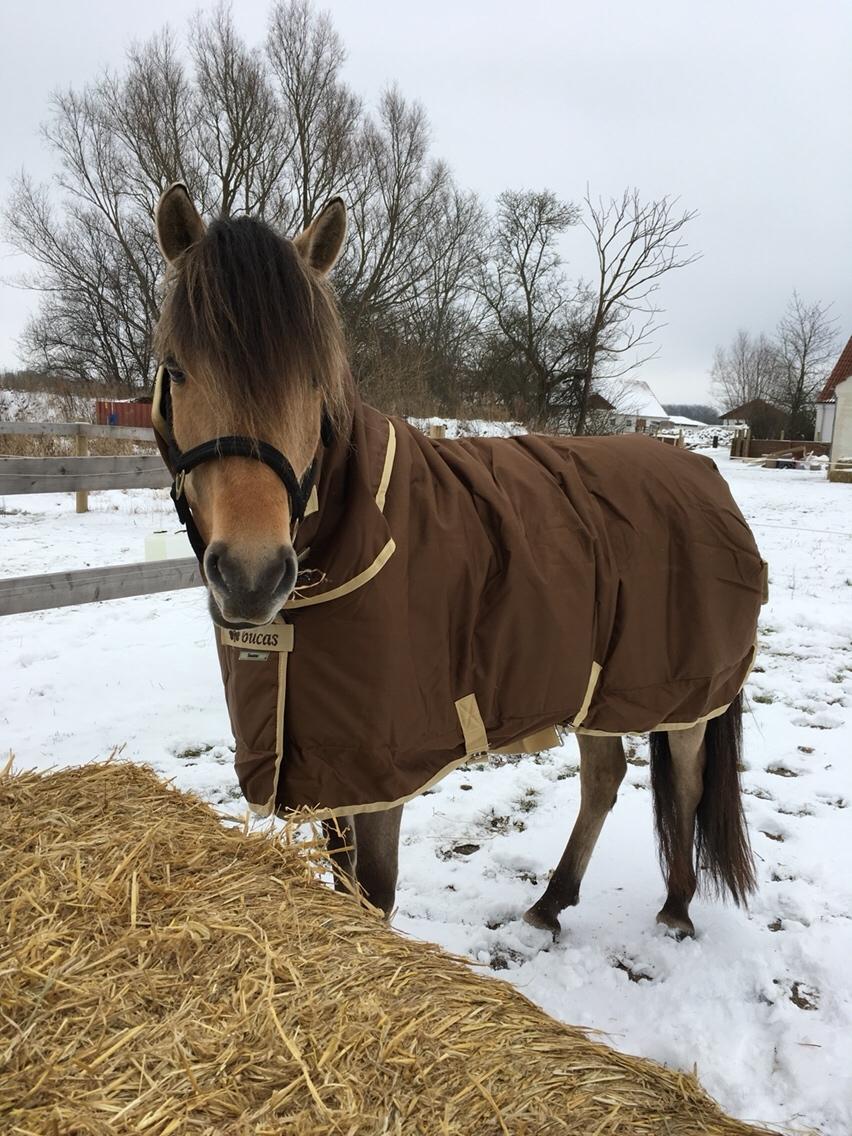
204 541 298 625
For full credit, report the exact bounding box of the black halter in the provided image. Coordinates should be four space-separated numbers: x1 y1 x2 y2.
151 363 333 567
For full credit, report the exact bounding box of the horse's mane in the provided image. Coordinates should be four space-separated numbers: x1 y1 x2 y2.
155 215 349 437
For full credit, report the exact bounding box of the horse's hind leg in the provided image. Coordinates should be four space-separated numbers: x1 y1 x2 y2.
650 722 706 938
354 804 404 919
323 816 357 894
524 735 627 939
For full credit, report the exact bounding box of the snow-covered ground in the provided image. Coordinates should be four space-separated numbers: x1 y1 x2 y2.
0 387 95 422
2 451 850 1135
408 413 526 438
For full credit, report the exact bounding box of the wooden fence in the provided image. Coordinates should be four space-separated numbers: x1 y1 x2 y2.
0 419 201 617
0 419 161 513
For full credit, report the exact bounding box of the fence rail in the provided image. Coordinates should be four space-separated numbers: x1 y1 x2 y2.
0 558 202 617
0 419 160 511
0 454 171 495
0 420 154 441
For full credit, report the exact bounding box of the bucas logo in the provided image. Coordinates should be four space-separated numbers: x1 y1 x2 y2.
228 629 279 647
219 623 294 654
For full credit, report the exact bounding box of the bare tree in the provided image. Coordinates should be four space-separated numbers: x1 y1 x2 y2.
402 185 487 407
340 89 449 320
771 293 837 438
5 30 198 386
710 329 780 412
267 0 361 231
192 7 294 221
574 190 698 434
475 189 585 429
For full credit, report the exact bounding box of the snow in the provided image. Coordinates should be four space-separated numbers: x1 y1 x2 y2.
0 387 95 422
668 413 714 428
2 451 851 1135
407 414 526 438
598 378 671 421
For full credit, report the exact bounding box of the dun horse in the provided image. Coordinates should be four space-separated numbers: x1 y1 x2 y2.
152 185 764 940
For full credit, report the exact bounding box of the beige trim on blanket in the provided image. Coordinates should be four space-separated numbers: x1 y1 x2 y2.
244 617 294 819
571 661 602 729
285 418 398 611
286 538 396 609
574 641 759 737
304 485 319 519
375 418 397 511
306 642 759 818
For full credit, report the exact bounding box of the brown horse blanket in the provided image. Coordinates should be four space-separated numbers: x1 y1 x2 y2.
210 395 766 819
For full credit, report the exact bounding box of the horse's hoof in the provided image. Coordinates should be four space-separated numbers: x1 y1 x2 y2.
523 904 561 941
656 907 695 940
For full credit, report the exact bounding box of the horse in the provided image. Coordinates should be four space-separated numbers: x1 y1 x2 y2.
152 183 763 941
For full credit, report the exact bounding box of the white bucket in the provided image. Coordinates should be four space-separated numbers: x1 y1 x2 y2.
144 530 194 561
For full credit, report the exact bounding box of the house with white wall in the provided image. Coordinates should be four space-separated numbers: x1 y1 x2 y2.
596 379 672 434
815 335 852 448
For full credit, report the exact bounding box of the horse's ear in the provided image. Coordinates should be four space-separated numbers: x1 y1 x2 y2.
293 197 347 274
155 182 205 264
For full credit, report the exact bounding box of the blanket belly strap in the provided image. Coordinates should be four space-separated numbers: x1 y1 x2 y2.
453 694 562 759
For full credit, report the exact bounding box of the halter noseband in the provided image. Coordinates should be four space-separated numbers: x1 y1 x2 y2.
151 363 332 566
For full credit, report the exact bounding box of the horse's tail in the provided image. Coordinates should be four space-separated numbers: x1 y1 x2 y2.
650 692 756 905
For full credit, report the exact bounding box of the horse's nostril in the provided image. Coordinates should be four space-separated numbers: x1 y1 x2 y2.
274 548 299 596
204 542 297 620
204 543 224 588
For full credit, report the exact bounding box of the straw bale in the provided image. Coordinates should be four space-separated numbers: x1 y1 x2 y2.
0 761 778 1135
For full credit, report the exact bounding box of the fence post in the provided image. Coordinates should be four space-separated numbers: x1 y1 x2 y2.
75 427 89 513
427 424 446 440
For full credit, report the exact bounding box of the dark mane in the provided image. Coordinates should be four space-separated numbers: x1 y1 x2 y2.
155 215 348 435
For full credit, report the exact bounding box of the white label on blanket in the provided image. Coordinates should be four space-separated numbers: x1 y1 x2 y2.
220 623 294 653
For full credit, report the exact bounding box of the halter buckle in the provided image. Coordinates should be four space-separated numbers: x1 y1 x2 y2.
174 470 186 499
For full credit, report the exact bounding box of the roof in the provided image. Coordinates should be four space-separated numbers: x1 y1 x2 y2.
598 380 670 420
817 335 852 403
667 414 709 428
720 399 785 420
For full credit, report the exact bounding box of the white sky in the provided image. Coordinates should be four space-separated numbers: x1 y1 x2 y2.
1 0 850 403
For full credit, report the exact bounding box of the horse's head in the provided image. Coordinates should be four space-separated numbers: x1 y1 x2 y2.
153 184 348 627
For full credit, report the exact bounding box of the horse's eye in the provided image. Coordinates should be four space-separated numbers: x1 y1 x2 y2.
165 359 186 385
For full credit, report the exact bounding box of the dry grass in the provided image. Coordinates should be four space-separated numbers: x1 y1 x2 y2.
0 761 778 1135
0 433 157 458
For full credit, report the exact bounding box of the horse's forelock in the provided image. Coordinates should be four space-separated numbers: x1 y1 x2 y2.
155 214 348 438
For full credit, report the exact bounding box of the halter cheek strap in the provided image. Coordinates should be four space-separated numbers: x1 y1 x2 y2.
151 363 331 568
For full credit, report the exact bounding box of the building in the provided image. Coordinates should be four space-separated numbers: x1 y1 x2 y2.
719 399 787 437
593 380 672 434
815 335 852 446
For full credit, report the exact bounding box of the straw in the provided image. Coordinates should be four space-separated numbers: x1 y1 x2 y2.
0 761 780 1135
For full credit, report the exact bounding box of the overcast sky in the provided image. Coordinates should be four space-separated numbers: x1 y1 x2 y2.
1 0 850 403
